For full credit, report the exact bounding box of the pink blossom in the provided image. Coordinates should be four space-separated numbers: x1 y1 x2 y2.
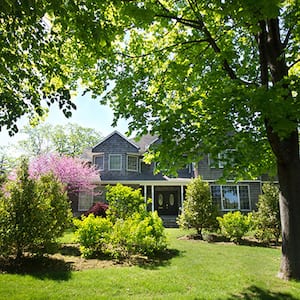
29 154 100 194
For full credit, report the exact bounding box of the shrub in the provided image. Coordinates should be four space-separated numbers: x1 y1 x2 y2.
0 159 72 259
74 211 167 259
108 211 167 258
217 211 253 243
105 183 145 222
253 183 281 243
85 202 109 218
177 176 218 239
73 214 113 258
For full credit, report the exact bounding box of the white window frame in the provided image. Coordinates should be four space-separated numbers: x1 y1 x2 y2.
127 154 139 172
210 184 251 211
78 191 94 211
93 154 104 171
109 154 122 171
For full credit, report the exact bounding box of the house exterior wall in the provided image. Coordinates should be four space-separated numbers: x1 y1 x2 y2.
74 131 266 221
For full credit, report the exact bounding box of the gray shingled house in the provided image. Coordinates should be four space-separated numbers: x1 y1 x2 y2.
75 131 264 226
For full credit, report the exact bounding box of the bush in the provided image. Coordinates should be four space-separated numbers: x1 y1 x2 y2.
73 214 113 258
253 183 281 243
105 184 146 222
217 211 253 243
0 159 72 259
177 176 218 239
109 211 167 258
85 202 109 218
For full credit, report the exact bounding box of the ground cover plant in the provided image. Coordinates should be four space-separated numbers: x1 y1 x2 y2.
0 228 300 299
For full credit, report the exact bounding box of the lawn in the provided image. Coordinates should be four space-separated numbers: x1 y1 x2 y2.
0 228 299 299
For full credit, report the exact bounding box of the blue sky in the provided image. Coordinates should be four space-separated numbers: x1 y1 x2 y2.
0 92 130 147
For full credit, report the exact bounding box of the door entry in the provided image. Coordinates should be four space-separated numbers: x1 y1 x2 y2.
154 191 179 215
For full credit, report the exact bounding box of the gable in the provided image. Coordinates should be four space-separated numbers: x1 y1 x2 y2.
92 131 140 153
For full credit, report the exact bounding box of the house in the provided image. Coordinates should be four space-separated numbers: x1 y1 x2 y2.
75 131 264 226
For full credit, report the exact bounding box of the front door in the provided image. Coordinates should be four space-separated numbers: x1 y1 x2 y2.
154 190 179 215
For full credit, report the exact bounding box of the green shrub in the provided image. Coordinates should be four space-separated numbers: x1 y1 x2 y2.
217 211 253 243
253 183 281 243
177 176 218 239
73 214 113 258
105 183 146 222
109 211 167 258
75 211 167 259
0 159 72 259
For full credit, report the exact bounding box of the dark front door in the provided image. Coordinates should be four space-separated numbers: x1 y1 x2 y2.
155 190 179 215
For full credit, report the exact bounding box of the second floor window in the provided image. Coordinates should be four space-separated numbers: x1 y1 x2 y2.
109 154 122 170
127 155 139 172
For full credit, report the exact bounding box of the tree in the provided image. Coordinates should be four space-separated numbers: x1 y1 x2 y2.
0 1 117 135
253 183 281 244
177 176 218 239
85 1 299 280
0 159 72 259
29 153 99 195
16 123 102 157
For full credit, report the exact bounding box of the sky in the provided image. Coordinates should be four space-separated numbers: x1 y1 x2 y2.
0 92 130 148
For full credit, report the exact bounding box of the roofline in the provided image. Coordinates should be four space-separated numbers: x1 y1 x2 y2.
92 130 140 151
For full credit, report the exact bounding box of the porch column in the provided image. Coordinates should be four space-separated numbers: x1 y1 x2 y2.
180 185 184 211
151 185 155 212
143 185 147 204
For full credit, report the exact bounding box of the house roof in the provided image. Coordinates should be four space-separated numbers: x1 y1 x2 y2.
131 134 159 153
92 130 140 151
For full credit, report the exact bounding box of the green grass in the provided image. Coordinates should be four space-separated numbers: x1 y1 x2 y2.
1 228 300 299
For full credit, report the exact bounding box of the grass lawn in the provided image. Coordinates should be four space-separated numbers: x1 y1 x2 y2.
0 228 300 299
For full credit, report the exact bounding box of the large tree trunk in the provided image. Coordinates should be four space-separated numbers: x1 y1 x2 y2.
267 129 300 280
276 134 300 280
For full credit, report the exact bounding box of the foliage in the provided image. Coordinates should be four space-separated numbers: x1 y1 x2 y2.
109 211 167 258
85 202 109 218
16 123 102 157
253 183 281 243
74 211 167 259
0 1 119 134
217 211 253 243
0 159 72 258
177 176 218 238
105 184 146 222
29 153 99 194
73 214 113 258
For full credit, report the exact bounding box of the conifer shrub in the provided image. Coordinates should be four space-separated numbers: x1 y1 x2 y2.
253 183 281 243
217 211 253 243
0 159 72 259
177 176 218 239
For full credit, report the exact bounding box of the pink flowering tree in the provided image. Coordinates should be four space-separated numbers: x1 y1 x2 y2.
29 154 100 194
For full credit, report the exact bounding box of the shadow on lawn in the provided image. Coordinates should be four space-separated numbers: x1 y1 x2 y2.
132 248 182 270
225 285 297 300
0 256 72 281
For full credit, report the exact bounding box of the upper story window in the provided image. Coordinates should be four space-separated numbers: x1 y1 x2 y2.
109 154 122 170
127 155 139 172
94 154 104 171
210 185 250 211
209 150 235 169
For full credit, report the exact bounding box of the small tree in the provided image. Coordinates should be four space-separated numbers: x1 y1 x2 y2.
177 176 218 239
29 153 99 195
105 184 146 222
0 159 72 259
253 183 281 243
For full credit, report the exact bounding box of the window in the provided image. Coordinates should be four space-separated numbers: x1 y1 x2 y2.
209 150 235 169
78 192 93 211
94 154 104 170
210 185 250 211
127 155 139 172
109 154 122 170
